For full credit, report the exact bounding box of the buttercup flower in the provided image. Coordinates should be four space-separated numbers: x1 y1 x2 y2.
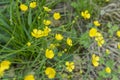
53 12 61 20
24 74 35 80
20 4 28 12
31 29 43 38
66 37 73 46
45 67 56 79
95 32 105 47
93 20 101 27
105 67 111 73
0 60 11 70
30 1 37 8
55 34 63 41
43 20 51 26
92 54 99 67
116 30 120 37
0 60 11 78
27 42 31 47
43 6 51 12
43 26 51 36
81 10 90 19
89 28 97 37
65 61 75 72
45 49 54 59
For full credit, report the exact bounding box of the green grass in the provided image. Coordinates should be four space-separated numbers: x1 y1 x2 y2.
0 0 120 80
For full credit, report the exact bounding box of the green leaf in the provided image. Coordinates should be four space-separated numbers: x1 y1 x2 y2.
79 32 91 48
112 75 119 80
28 9 32 26
71 2 78 9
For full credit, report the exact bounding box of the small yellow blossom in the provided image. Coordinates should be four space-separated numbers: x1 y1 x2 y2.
31 29 43 38
43 20 51 26
106 49 110 54
20 4 28 12
105 67 111 73
43 26 51 36
30 2 37 8
43 6 51 12
26 42 31 47
81 10 90 19
95 32 105 47
93 20 101 27
24 74 35 80
65 61 75 72
89 28 97 37
55 34 63 41
45 49 54 59
117 43 120 49
0 60 11 70
67 37 73 46
116 30 120 37
92 54 99 67
105 0 110 2
0 60 11 78
45 67 56 79
53 12 61 20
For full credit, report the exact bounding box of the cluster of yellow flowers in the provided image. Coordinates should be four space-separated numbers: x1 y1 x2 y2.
89 28 105 47
20 1 37 12
31 26 51 38
0 60 11 78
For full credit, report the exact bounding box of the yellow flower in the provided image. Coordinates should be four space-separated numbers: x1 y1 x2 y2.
26 42 31 47
95 32 105 47
43 6 51 12
53 12 61 20
43 26 51 36
0 69 4 78
0 60 11 78
92 54 99 67
105 67 111 73
20 4 28 12
30 2 37 8
106 49 110 54
55 34 63 40
116 30 120 37
31 29 43 38
89 28 97 37
45 67 56 79
81 10 90 19
105 0 110 2
24 74 35 80
117 43 120 49
43 20 51 26
67 37 73 46
0 60 11 70
45 49 54 59
93 20 101 27
65 61 75 72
